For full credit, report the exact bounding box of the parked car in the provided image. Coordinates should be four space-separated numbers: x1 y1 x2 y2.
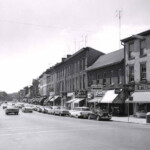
37 106 45 113
33 105 39 111
5 106 19 115
69 107 93 118
43 106 52 114
54 106 69 116
49 106 59 115
15 103 24 109
88 109 112 121
22 105 33 113
2 103 7 109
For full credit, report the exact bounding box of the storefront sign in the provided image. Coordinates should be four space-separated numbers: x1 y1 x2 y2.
87 93 94 99
135 84 150 91
91 84 103 89
75 90 87 98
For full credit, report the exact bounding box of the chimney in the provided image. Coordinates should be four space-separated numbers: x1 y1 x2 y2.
62 58 66 62
67 54 71 58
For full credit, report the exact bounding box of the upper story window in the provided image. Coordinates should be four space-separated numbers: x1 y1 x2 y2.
128 42 134 59
83 58 85 70
140 40 147 57
103 72 107 86
97 73 100 84
118 69 122 84
129 65 134 82
110 71 113 85
140 63 146 81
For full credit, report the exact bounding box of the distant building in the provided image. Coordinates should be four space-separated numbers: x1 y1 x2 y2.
38 72 49 97
121 29 150 117
32 79 40 97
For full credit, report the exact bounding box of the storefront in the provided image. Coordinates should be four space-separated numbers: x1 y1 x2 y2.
66 90 87 109
126 91 150 118
49 96 61 106
88 88 125 115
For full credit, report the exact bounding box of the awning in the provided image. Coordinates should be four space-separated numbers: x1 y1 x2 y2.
126 92 150 103
44 96 53 103
88 97 102 103
50 96 60 102
66 99 76 104
101 90 118 103
73 98 84 104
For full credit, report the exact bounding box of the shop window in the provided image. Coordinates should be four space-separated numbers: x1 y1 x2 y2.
128 42 134 59
137 103 146 113
129 66 134 82
140 63 146 81
140 40 147 57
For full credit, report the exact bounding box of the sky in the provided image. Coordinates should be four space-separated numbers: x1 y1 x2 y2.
0 0 150 93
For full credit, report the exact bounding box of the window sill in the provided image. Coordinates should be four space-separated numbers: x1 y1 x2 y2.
128 57 135 60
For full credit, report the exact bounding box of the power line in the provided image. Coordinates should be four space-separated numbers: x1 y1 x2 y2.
0 19 94 33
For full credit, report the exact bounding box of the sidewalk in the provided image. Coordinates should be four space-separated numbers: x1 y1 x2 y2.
112 116 148 125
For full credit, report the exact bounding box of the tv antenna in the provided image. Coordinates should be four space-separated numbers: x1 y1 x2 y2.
116 10 122 49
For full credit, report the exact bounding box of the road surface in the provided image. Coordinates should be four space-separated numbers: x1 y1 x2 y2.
0 106 150 150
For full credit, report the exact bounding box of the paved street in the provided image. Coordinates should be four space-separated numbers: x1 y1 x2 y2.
0 107 150 150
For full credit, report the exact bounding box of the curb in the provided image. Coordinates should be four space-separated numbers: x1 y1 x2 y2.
112 119 148 125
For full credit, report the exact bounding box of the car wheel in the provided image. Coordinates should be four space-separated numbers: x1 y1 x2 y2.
96 116 100 121
54 113 55 115
16 112 18 115
5 112 8 115
59 113 62 116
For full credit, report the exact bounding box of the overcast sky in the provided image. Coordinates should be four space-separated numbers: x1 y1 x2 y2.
0 0 150 93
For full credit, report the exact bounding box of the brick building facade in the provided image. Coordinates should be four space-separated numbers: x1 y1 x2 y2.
121 29 150 117
87 49 125 115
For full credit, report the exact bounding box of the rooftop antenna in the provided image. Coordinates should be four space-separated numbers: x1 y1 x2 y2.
116 10 122 49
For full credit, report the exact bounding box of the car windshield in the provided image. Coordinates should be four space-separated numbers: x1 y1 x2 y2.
7 106 17 109
81 108 90 111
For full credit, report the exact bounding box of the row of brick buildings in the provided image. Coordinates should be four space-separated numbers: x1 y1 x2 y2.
18 29 150 117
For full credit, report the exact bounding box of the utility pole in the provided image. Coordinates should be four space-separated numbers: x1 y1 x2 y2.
116 10 122 49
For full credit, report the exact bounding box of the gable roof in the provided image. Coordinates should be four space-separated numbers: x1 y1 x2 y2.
87 49 124 71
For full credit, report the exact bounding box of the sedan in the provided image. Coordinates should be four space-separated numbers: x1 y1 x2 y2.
49 106 59 115
69 107 93 118
3 104 7 109
22 105 33 113
88 109 112 121
43 106 52 114
54 107 69 116
5 106 19 115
